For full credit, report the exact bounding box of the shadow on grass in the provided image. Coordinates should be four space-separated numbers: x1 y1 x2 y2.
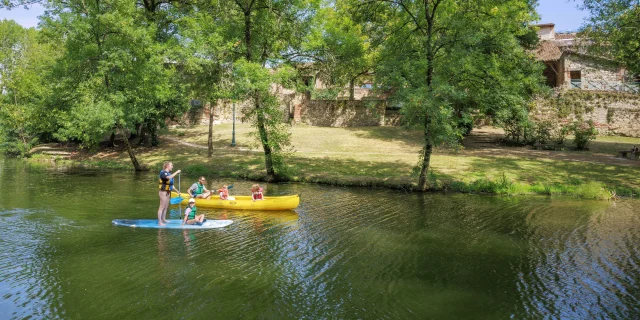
77 130 640 197
343 126 424 149
572 138 639 155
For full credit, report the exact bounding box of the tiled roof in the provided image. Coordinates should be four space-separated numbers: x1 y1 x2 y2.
532 40 562 61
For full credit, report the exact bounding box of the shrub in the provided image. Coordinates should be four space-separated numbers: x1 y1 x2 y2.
495 107 534 145
572 120 598 150
532 119 553 145
550 122 571 145
573 181 612 200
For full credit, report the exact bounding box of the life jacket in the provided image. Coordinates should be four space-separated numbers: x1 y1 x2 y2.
186 205 197 220
253 189 263 200
218 188 229 200
158 170 174 191
194 183 204 195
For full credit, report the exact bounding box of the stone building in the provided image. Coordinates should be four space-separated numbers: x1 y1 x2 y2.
533 23 637 93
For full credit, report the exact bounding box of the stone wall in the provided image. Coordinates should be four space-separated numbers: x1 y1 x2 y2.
560 54 627 89
535 90 640 137
301 100 396 127
185 86 305 125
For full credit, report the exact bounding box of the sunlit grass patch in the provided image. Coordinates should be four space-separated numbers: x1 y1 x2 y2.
65 123 640 199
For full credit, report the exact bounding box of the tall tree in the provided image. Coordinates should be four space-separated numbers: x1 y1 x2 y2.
0 20 58 157
211 0 319 181
581 0 640 76
178 9 236 157
357 0 543 190
39 0 188 170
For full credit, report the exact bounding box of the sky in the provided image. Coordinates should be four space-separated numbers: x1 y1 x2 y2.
0 0 589 31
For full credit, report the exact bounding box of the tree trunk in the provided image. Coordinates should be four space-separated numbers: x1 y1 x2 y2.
208 100 214 157
417 117 433 191
255 98 277 181
417 0 436 191
349 78 355 100
244 10 252 60
119 126 143 171
109 132 116 147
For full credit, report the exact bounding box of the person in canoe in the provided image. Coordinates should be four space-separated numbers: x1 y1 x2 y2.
251 184 264 201
158 161 181 226
188 176 212 199
217 184 235 200
182 198 205 225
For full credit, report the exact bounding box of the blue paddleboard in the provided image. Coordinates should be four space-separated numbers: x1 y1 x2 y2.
112 219 233 229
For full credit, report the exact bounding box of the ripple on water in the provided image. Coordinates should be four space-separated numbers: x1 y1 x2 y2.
516 200 640 319
2 162 640 319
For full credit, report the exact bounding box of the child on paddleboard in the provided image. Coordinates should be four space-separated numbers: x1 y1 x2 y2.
251 184 264 201
182 198 205 225
217 185 235 200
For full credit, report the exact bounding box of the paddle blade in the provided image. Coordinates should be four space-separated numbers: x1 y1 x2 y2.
227 184 234 189
170 197 183 205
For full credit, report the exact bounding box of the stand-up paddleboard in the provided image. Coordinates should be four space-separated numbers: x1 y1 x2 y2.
112 219 233 229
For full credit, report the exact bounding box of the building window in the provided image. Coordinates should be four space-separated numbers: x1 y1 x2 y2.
570 70 581 89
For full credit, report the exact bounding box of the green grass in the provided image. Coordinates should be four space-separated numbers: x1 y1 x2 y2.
55 123 640 199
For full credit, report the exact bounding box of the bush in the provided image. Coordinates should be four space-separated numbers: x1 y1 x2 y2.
550 122 571 145
572 120 598 150
573 181 612 200
1 137 37 158
531 119 553 145
495 107 534 145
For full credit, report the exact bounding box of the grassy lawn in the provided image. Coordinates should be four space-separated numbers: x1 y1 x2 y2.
63 123 640 198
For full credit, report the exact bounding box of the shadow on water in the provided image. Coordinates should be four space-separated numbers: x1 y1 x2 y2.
1 157 640 319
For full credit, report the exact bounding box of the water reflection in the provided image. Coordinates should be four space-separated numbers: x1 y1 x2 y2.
517 199 640 318
0 157 640 319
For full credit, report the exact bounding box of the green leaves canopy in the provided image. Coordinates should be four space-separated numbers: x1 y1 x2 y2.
581 0 640 76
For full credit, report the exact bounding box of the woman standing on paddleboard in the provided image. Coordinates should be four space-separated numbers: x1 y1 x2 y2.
158 161 181 226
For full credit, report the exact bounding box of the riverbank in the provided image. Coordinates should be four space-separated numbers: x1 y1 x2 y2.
30 124 640 199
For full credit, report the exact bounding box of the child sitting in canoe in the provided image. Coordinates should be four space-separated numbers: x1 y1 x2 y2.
251 184 264 201
182 198 205 225
217 185 235 200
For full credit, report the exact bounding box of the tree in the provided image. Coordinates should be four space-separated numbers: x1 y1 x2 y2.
0 20 58 157
302 3 376 100
210 0 319 181
357 0 544 191
581 0 640 76
38 0 189 170
178 9 237 157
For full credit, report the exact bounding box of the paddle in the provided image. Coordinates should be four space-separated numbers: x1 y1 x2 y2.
170 173 183 204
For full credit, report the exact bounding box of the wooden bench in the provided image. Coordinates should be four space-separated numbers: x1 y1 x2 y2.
617 150 640 160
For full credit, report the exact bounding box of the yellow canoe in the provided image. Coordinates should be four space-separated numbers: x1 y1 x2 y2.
171 192 299 211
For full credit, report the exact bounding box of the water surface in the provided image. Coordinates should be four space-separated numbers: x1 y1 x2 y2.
1 157 639 319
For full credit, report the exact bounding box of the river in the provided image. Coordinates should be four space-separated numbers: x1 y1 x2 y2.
0 157 639 319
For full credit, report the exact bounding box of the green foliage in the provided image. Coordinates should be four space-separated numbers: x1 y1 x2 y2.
0 20 58 156
572 119 598 150
532 119 553 145
550 121 572 145
495 106 535 145
581 1 640 75
38 0 189 152
573 181 612 200
311 88 342 100
233 60 295 177
606 108 615 123
358 0 544 189
302 4 376 99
